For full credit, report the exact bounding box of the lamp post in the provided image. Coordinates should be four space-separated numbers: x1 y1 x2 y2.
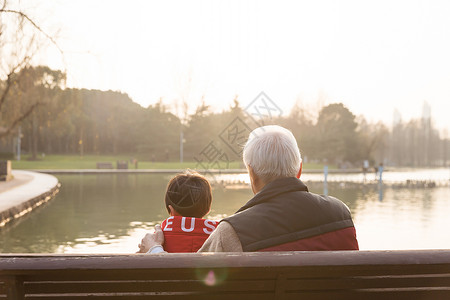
16 126 22 161
180 129 184 163
323 165 328 195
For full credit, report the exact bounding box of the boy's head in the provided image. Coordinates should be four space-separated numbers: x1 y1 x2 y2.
165 170 212 218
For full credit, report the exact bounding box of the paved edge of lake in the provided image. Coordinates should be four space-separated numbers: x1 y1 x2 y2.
24 168 365 174
0 170 60 227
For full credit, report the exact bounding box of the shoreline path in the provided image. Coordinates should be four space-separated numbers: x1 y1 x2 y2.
0 170 59 227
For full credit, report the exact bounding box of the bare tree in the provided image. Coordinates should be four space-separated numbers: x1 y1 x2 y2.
0 0 63 138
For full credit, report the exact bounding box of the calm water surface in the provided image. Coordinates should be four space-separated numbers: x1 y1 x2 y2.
0 172 449 253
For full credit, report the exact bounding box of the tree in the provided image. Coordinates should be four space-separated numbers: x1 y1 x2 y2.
136 102 180 161
14 66 66 159
315 103 360 164
280 101 316 162
357 117 389 165
178 100 210 160
0 0 62 138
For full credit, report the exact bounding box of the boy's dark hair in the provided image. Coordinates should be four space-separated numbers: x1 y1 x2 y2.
165 170 212 218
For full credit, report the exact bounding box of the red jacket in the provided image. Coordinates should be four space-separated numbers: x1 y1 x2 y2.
161 216 218 253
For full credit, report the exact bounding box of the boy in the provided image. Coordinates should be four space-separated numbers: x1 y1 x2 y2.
148 170 218 253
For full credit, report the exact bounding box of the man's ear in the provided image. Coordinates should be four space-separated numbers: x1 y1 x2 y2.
248 165 262 183
248 165 264 194
296 161 303 179
248 165 255 179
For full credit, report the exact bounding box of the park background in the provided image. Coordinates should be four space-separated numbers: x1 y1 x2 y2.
1 0 450 169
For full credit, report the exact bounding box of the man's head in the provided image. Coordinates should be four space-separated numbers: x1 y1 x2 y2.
164 170 212 218
243 125 302 193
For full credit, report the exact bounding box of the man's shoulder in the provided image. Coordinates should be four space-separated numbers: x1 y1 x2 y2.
198 221 243 252
207 220 235 237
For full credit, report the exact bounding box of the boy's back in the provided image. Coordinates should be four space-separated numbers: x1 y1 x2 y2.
162 216 218 252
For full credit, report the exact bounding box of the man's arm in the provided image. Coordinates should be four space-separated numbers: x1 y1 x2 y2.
198 221 243 252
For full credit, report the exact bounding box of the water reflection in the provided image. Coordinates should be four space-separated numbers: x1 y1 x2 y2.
0 173 449 253
378 183 383 202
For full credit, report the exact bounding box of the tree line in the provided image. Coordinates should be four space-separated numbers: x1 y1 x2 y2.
0 66 448 168
1 1 449 168
1 2 448 168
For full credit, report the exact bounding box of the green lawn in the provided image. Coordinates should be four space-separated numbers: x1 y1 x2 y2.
10 154 333 170
11 155 242 170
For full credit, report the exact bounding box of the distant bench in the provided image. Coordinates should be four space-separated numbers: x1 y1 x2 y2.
96 162 113 169
96 162 128 169
1 250 449 299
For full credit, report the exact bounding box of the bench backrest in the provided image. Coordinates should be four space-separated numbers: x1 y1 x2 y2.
1 250 450 299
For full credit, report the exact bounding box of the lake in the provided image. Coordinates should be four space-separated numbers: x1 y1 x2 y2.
0 170 449 253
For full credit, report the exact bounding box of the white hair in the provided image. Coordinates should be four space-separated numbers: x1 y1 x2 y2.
243 125 302 183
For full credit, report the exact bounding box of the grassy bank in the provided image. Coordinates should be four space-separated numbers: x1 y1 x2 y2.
11 155 240 170
10 154 332 170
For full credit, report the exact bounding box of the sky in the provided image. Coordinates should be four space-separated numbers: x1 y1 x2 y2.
18 0 450 131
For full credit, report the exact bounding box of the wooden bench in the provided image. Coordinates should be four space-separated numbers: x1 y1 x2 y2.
1 250 449 299
96 162 113 169
116 161 128 169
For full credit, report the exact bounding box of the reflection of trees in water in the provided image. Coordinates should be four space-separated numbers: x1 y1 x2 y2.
0 191 60 253
305 182 442 220
306 182 372 213
388 187 436 224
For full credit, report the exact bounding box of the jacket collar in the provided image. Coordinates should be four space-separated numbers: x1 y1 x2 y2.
236 177 308 213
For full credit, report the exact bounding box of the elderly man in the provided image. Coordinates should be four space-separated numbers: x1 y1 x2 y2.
140 125 358 253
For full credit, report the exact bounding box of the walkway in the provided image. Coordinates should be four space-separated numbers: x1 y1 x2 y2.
0 170 59 227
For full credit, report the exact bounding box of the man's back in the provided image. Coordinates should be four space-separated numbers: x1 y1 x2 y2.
199 177 358 252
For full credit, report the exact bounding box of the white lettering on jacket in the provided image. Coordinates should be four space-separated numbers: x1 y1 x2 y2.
181 217 195 232
163 216 174 231
203 220 217 234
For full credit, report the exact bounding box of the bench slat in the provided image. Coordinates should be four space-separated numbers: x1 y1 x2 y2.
21 290 450 300
284 289 450 300
25 292 277 300
7 264 450 281
22 274 450 294
285 274 450 290
2 250 450 270
24 279 275 294
21 276 450 295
